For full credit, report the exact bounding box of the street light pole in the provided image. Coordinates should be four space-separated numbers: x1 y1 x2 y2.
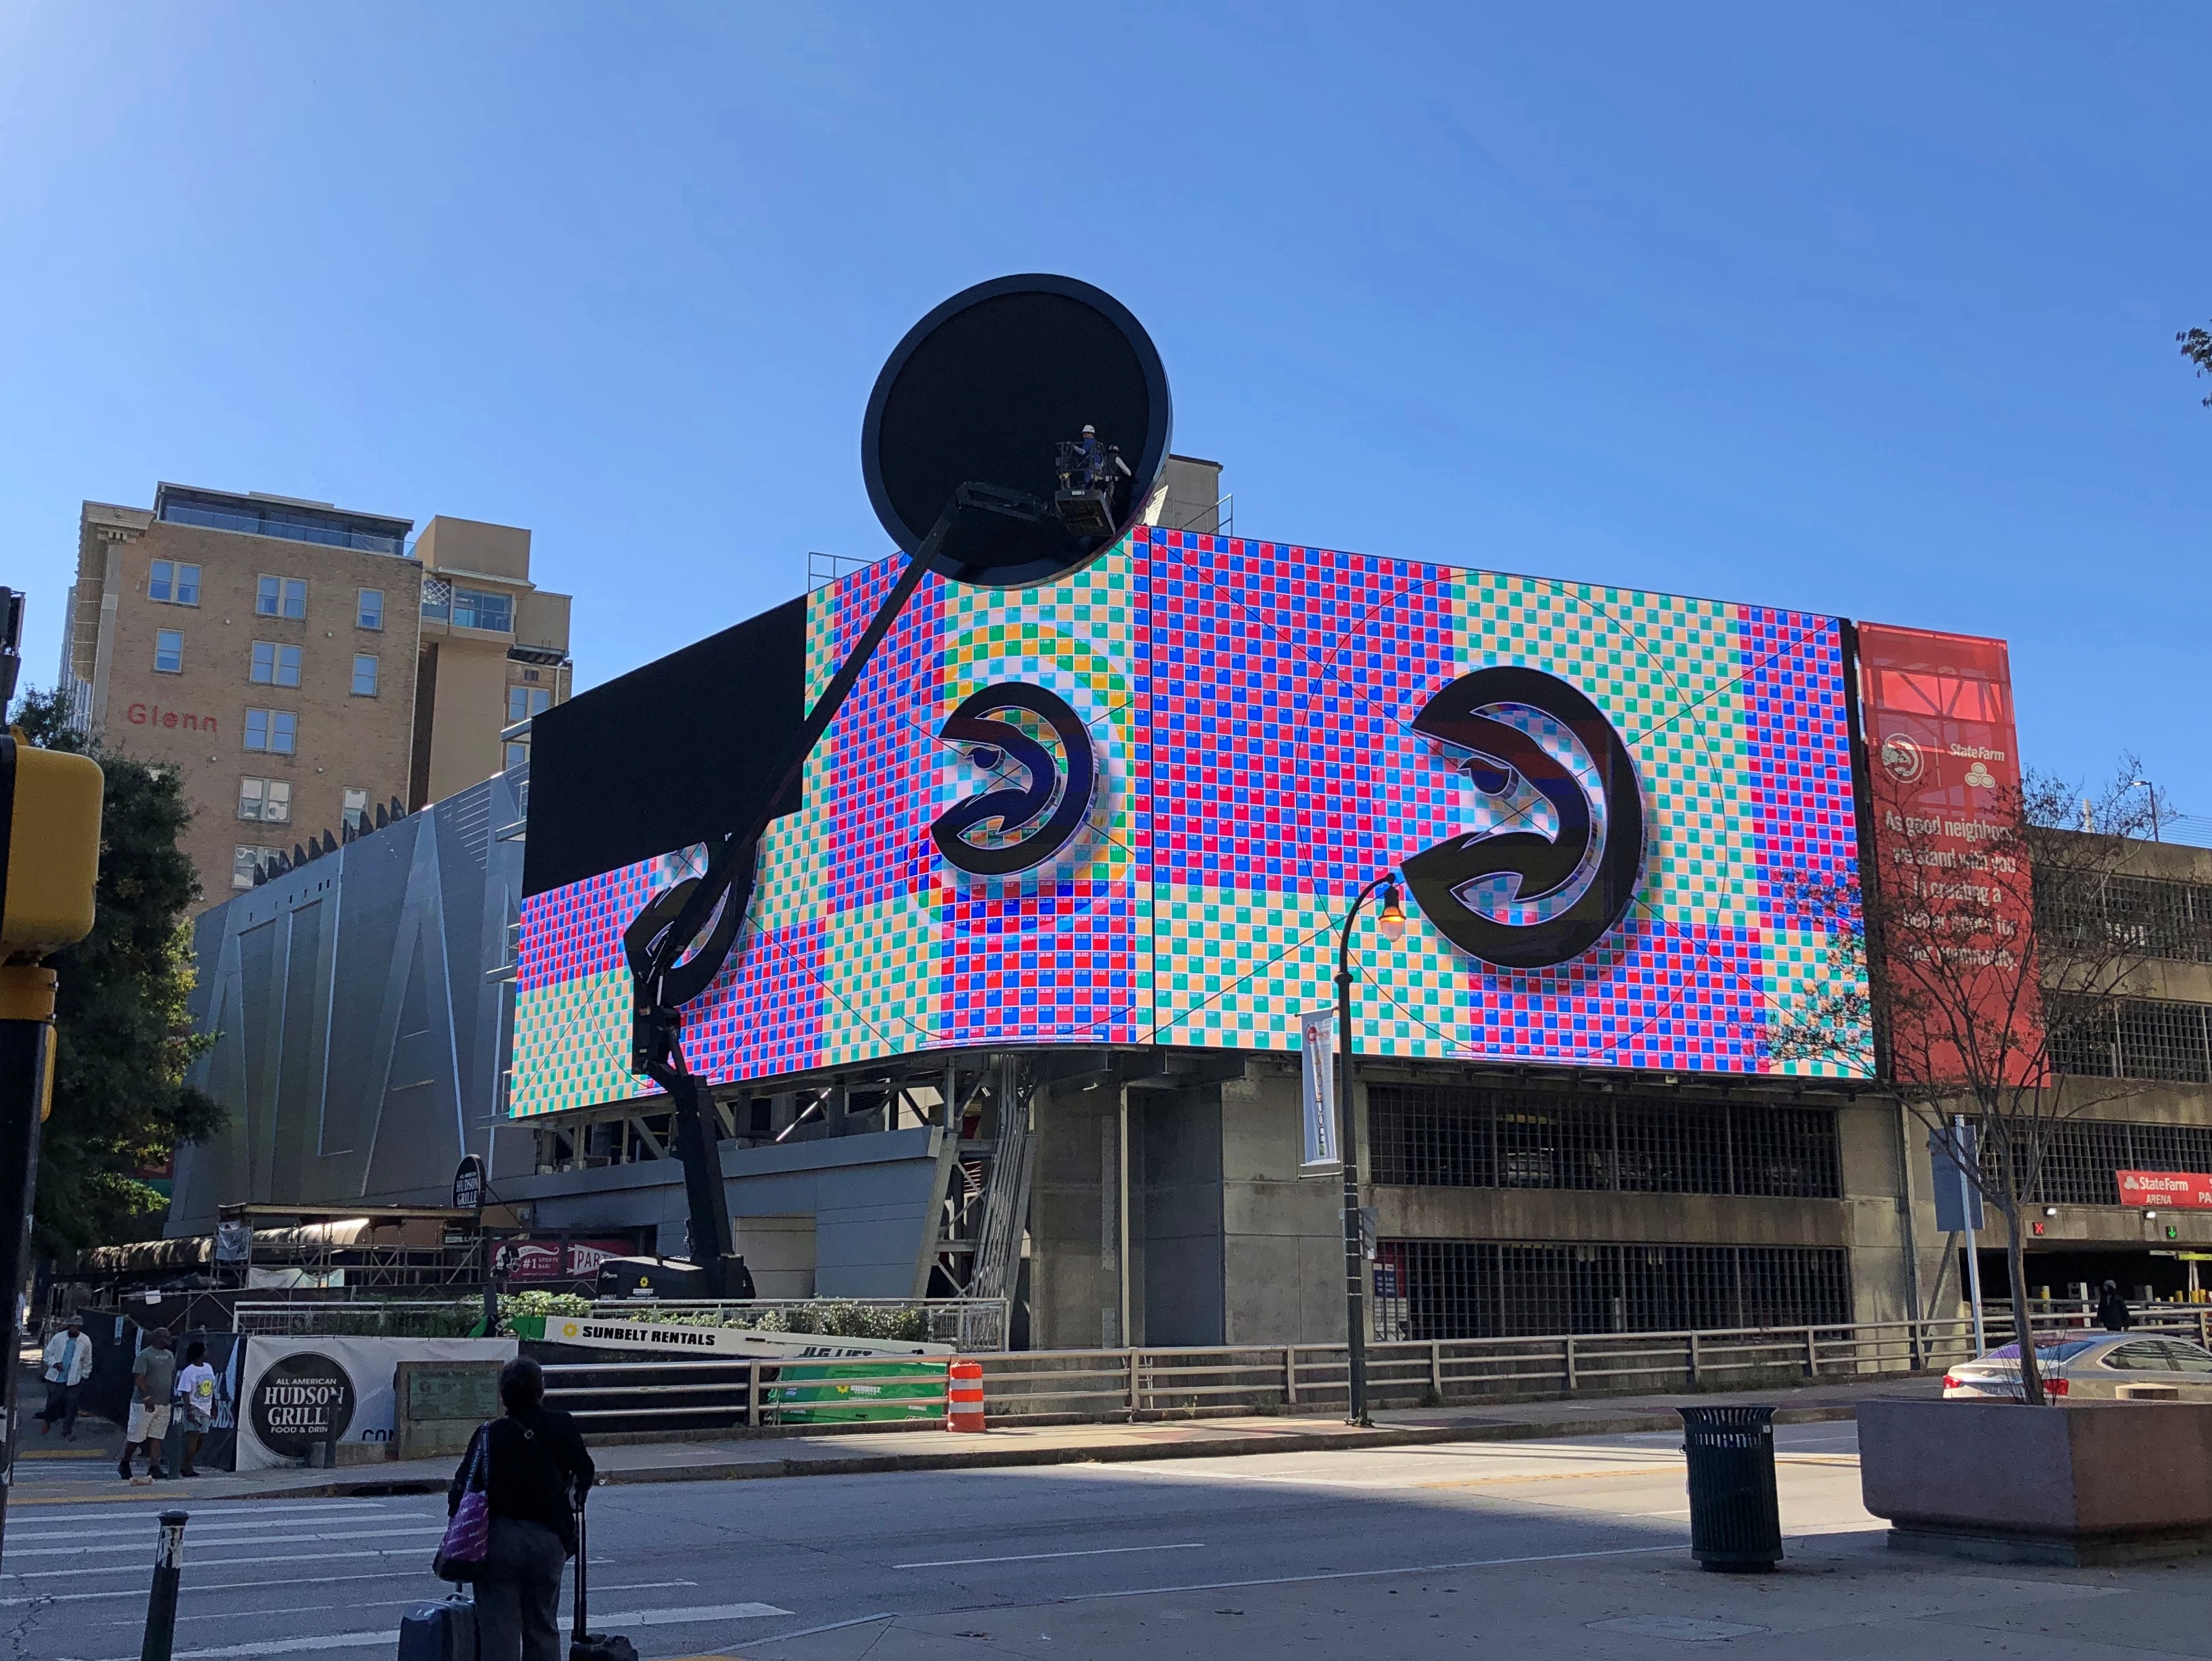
1334 873 1405 1428
2131 779 2162 843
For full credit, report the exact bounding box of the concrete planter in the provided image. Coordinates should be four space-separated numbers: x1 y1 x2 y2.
1859 1397 2212 1564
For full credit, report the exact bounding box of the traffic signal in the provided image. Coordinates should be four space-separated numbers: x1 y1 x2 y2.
2 737 103 964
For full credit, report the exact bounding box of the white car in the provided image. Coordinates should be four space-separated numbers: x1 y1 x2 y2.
1943 1333 2212 1401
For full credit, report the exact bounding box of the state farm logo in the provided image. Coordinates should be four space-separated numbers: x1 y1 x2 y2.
250 1352 355 1458
1879 733 1924 784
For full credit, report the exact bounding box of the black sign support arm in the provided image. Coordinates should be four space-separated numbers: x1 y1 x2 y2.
623 485 1043 1297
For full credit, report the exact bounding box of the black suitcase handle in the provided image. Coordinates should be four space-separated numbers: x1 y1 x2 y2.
572 1484 589 1641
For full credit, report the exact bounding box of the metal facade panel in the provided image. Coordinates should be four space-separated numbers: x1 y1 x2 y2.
170 773 525 1233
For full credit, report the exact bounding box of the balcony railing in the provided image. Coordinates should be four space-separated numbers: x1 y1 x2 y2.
160 501 406 555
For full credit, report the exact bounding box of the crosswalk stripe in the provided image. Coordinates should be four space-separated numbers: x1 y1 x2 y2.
13 1504 406 1541
7 1526 447 1560
15 1545 441 1581
118 1604 793 1660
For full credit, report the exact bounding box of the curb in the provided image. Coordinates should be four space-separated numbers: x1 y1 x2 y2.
210 1402 1862 1499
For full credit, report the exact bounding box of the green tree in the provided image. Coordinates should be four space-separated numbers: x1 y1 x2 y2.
2179 322 2212 406
12 687 224 1254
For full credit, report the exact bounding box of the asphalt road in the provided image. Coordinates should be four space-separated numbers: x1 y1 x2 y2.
7 1422 2209 1660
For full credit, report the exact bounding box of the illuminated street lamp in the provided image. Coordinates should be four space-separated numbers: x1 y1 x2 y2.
1335 873 1407 1426
2130 778 2162 843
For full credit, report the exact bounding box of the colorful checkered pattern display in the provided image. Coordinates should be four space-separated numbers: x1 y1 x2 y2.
508 529 1872 1113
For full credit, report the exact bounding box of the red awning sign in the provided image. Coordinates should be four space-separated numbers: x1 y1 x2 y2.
2117 1170 2212 1208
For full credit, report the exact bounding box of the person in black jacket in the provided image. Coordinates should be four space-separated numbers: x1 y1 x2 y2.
2098 1280 2133 1333
450 1356 596 1661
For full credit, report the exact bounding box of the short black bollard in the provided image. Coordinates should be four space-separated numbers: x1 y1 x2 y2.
139 1509 188 1661
1678 1405 1782 1573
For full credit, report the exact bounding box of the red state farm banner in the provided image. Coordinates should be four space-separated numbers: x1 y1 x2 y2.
2118 1170 2212 1208
1857 623 2041 1087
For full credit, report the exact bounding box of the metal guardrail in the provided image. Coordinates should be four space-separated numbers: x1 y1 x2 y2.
976 1313 2212 1421
235 1302 2212 1435
533 1308 2212 1435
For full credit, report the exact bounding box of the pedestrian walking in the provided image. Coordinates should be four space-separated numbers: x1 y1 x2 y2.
446 1356 595 1661
38 1314 92 1439
173 1340 217 1477
120 1326 176 1482
2098 1280 2132 1333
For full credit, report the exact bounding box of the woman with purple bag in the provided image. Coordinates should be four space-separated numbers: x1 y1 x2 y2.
443 1357 596 1661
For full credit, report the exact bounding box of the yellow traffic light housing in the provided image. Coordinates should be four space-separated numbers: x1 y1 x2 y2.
2 733 103 960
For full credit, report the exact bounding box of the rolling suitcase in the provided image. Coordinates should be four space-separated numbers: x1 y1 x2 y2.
398 1592 476 1661
568 1492 637 1661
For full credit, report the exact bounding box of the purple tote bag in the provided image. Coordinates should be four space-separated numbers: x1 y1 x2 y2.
432 1427 491 1581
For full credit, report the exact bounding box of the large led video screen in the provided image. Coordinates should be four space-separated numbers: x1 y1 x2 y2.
510 527 1871 1115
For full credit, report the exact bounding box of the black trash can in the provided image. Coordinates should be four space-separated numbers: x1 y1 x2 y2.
1678 1404 1782 1572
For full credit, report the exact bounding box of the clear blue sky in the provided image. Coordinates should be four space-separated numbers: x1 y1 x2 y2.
3 5 2204 813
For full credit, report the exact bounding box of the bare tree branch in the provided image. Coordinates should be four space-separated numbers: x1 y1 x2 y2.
1778 756 2169 1402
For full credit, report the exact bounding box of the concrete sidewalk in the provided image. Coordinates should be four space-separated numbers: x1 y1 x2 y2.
10 1373 1935 1507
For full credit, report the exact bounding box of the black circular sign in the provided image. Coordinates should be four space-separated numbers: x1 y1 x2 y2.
931 683 1097 875
862 275 1172 589
251 1351 356 1458
1401 667 1645 969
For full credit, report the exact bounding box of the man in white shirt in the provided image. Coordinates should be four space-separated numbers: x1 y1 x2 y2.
39 1314 92 1440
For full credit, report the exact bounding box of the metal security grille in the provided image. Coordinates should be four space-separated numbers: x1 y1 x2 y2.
2039 872 2212 965
1991 1119 2212 1207
1369 1085 1840 1200
1375 1240 1850 1340
2048 997 2212 1085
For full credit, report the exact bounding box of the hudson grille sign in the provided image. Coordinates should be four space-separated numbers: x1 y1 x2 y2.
233 1336 519 1471
249 1352 356 1458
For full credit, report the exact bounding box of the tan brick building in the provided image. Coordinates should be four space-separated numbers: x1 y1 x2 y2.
60 483 572 910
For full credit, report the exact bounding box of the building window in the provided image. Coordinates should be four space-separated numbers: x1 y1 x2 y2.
238 777 292 823
2050 996 2212 1085
505 742 530 771
451 587 513 633
256 576 307 620
153 629 183 674
232 846 272 890
351 654 379 697
250 641 302 687
342 786 370 833
1367 1085 1843 1200
356 588 384 630
506 685 553 723
421 577 451 620
2005 1117 2212 1206
1371 1240 1850 1342
2039 872 2212 965
148 561 201 606
243 708 296 755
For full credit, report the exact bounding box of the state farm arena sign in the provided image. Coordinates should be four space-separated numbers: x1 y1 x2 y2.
2118 1171 2212 1209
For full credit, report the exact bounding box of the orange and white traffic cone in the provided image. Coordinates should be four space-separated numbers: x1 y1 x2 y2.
946 1359 986 1433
